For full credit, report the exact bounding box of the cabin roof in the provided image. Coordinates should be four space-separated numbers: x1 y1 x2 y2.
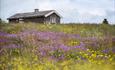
8 10 61 19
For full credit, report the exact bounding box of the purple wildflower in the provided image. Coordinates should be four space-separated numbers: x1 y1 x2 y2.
102 49 109 53
0 31 8 36
40 50 47 56
112 47 115 53
6 34 17 38
74 42 86 50
112 37 115 41
59 44 70 51
0 38 10 43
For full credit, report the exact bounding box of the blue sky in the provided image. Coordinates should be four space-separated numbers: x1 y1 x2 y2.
0 0 115 23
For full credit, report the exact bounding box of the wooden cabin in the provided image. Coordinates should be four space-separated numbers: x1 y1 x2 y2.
7 9 61 23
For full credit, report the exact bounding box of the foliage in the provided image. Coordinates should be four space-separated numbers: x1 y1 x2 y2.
0 23 115 70
102 19 109 24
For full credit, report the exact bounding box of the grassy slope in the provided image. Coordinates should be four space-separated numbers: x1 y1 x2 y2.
0 23 115 70
1 23 115 35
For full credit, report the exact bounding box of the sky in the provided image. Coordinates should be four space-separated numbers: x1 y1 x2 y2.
0 0 115 24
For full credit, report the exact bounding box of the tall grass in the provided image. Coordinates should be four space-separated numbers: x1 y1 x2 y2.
0 23 115 70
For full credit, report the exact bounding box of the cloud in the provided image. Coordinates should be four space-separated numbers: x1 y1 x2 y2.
0 0 115 23
105 10 115 23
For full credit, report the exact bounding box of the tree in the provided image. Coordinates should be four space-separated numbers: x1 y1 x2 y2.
0 18 1 23
102 18 109 24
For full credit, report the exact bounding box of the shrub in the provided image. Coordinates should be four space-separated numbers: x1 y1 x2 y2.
102 19 109 24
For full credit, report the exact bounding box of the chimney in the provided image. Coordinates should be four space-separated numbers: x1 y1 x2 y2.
34 9 39 13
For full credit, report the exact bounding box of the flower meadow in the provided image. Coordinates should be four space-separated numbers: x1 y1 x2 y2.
0 23 115 70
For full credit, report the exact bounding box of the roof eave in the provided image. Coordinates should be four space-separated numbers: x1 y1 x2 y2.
45 10 62 18
7 18 19 20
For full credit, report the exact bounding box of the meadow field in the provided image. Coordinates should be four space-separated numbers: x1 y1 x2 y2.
0 23 115 70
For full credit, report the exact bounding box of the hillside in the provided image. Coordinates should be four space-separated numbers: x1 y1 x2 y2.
0 23 115 70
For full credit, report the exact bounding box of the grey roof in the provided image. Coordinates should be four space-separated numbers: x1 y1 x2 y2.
8 10 54 19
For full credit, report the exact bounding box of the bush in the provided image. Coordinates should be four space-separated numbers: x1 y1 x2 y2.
102 19 109 24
